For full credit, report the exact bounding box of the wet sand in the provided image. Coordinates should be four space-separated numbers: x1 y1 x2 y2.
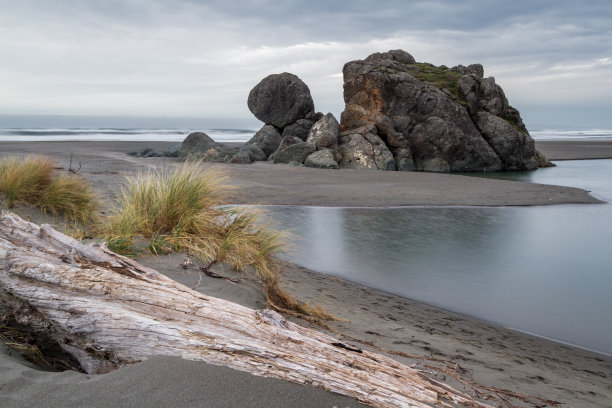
1 140 611 407
536 139 612 160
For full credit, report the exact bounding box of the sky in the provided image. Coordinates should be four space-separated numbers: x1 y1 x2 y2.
1 0 611 129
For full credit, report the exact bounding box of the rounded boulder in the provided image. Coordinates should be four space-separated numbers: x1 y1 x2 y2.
247 73 315 128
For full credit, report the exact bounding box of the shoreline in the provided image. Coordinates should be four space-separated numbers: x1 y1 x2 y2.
1 140 611 407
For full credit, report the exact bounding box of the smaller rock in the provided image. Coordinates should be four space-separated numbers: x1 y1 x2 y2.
126 147 163 158
304 149 339 169
229 150 253 164
282 119 315 141
181 132 220 160
142 150 163 158
306 113 339 150
246 125 283 156
162 144 181 157
338 130 395 171
274 142 316 164
393 148 414 172
305 111 324 122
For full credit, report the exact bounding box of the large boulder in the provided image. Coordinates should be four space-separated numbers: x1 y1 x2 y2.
339 50 549 172
306 113 340 150
247 73 315 128
246 125 283 156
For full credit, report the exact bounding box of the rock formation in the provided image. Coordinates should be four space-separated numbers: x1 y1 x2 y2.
171 51 550 173
243 73 341 168
339 49 551 172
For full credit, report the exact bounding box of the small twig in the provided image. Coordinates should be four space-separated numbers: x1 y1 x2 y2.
68 154 82 174
200 260 241 283
191 269 203 290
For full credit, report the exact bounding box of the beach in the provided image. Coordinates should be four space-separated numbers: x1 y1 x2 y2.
1 140 611 407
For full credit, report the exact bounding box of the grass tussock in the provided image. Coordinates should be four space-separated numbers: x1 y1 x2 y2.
0 155 98 223
0 156 53 206
106 162 333 320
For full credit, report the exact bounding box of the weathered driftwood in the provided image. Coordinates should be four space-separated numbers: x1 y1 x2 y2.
0 211 490 408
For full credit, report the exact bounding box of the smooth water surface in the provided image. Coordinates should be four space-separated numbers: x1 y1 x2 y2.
266 160 612 355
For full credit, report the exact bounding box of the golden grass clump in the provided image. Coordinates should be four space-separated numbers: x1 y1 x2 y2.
0 155 98 223
38 174 99 224
0 156 53 207
106 162 333 320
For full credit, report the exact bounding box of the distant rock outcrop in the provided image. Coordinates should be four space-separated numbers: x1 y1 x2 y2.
339 49 552 172
153 52 550 173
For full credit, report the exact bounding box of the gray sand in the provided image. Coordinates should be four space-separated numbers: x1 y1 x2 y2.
536 139 612 160
1 140 611 407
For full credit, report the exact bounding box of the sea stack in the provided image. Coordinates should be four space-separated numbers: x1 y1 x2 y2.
339 49 552 172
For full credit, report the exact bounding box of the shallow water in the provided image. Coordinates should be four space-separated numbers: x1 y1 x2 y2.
266 160 612 355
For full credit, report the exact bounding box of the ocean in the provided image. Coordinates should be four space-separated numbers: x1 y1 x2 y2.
1 126 611 143
0 128 256 143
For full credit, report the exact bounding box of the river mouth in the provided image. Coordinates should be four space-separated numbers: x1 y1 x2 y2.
263 160 612 356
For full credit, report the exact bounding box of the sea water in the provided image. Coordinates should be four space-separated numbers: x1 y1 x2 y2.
265 160 612 356
0 128 255 143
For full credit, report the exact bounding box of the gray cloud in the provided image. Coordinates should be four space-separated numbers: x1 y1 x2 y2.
0 0 610 128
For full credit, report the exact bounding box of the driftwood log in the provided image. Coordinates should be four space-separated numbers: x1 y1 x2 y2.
0 211 490 408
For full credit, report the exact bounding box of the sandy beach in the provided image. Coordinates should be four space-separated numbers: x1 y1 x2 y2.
1 140 611 407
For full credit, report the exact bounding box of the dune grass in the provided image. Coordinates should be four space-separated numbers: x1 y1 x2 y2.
0 156 53 207
106 162 333 320
0 155 98 223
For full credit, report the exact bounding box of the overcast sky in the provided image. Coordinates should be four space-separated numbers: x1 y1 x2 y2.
1 0 611 129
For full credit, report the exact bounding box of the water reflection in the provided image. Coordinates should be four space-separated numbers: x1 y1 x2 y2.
266 160 612 355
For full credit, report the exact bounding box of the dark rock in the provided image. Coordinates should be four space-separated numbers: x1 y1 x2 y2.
393 148 414 172
451 64 484 79
338 127 396 171
274 142 316 164
475 112 538 171
340 50 545 172
246 125 282 156
306 111 324 122
127 147 163 158
268 136 303 162
142 150 162 158
228 145 267 165
180 132 238 162
304 149 339 169
181 132 219 159
162 144 181 157
247 73 315 128
282 119 315 141
306 113 339 150
244 145 267 161
229 149 253 164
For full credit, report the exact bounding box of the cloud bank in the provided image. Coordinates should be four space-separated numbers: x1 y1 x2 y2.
1 0 610 128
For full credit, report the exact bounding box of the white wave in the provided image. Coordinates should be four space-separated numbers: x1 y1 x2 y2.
530 129 612 140
0 128 256 143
